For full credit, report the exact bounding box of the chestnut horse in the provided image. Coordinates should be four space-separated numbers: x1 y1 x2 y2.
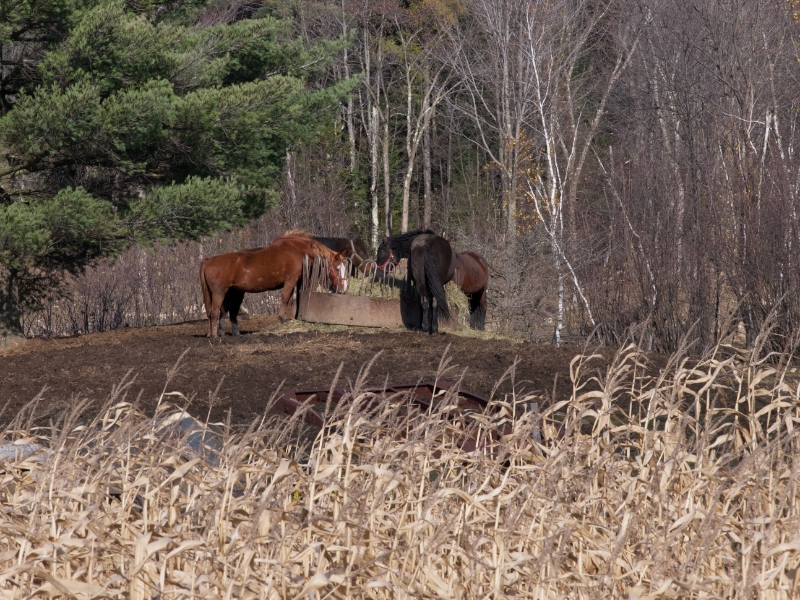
453 251 490 330
200 233 346 337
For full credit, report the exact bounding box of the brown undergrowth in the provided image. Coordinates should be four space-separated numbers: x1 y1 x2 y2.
1 333 800 598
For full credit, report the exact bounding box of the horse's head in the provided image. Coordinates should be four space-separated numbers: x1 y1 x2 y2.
375 236 398 272
327 250 349 293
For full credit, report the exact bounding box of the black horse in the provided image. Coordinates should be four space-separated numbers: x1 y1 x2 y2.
314 236 369 275
376 229 455 334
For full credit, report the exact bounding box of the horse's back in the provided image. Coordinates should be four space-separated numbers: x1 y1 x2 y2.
202 241 306 293
454 250 489 294
410 234 455 282
464 250 488 267
459 251 489 276
201 252 248 294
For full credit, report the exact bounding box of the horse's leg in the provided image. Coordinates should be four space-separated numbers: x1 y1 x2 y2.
279 274 300 321
207 311 215 338
203 280 223 338
477 287 487 330
223 289 245 336
218 311 226 336
209 291 225 338
467 287 487 330
206 305 215 337
468 292 479 330
429 292 438 334
423 295 431 333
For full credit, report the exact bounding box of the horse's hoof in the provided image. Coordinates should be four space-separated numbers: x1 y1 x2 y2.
278 316 287 323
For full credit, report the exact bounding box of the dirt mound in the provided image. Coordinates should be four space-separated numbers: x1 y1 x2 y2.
0 316 622 426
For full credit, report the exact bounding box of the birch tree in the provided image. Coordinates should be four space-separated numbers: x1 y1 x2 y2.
357 5 389 249
445 0 538 241
391 8 451 232
519 0 642 346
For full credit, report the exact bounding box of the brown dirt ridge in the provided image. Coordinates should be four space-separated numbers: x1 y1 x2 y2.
0 315 627 426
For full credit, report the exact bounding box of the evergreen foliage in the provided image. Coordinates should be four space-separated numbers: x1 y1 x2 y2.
0 0 355 337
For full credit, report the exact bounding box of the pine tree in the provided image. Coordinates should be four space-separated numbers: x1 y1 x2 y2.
0 0 354 344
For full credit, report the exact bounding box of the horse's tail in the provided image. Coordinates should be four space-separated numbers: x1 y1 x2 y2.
423 251 451 321
199 260 212 317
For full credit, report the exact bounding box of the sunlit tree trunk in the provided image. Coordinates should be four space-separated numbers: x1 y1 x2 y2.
342 1 356 172
519 1 639 345
370 102 380 248
364 27 380 249
423 100 433 229
400 78 440 232
396 18 449 232
400 68 414 232
383 97 392 236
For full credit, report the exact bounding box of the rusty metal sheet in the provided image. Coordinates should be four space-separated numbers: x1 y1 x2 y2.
274 380 491 419
272 381 541 456
272 381 493 435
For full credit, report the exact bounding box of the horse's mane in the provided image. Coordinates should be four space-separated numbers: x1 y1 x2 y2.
278 230 339 260
281 229 313 240
310 238 337 258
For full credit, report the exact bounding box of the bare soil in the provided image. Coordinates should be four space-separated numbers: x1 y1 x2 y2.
0 316 639 427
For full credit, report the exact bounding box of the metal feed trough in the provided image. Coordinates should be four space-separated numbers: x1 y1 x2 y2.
297 254 457 329
274 381 541 455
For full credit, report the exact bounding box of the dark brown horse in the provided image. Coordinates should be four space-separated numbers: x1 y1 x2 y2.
314 236 369 274
376 229 455 334
453 251 490 330
200 233 346 337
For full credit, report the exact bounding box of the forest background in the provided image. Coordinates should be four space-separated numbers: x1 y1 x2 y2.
1 0 799 352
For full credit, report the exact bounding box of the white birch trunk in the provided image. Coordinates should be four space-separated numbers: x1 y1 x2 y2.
401 67 414 232
342 3 356 172
370 103 380 248
423 98 432 229
383 99 392 236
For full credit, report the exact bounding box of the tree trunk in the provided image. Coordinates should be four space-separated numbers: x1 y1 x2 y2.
365 33 380 249
552 244 564 347
370 103 380 249
285 149 297 227
423 103 432 230
401 70 415 232
0 266 25 348
383 101 392 236
343 14 356 173
401 164 414 233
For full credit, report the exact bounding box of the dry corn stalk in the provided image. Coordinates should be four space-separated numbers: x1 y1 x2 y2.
1 336 800 598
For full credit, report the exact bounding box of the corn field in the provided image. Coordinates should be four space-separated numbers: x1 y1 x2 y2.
2 332 800 598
